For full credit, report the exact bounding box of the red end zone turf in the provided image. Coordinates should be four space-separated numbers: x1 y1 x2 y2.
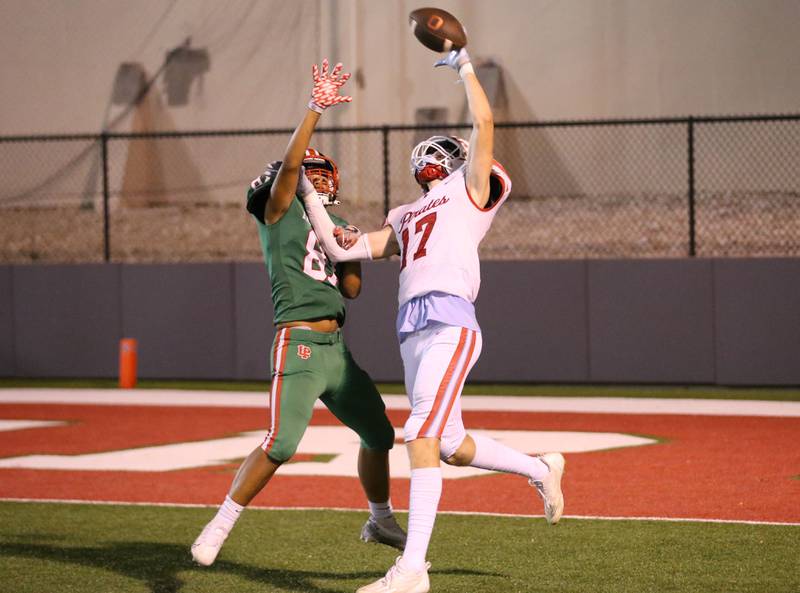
0 402 798 523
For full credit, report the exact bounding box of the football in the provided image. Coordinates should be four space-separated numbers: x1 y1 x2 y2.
408 7 467 53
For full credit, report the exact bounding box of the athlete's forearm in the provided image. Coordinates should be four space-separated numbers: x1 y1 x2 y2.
272 109 320 194
462 70 493 131
462 70 493 206
265 109 321 224
301 192 374 262
284 109 321 170
267 60 352 223
364 225 400 259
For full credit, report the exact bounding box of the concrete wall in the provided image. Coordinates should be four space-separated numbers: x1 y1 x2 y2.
0 266 14 375
12 264 121 377
1 0 799 135
1 259 798 386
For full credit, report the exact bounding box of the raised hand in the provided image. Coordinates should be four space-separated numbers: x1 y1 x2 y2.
434 48 471 72
309 59 353 113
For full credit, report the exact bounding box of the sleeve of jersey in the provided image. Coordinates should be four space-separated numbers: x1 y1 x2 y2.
488 161 512 209
246 181 272 225
301 192 373 262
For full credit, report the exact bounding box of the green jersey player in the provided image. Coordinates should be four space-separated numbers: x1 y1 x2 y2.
191 59 405 567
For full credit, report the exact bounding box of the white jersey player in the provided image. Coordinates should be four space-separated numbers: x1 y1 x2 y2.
300 48 566 593
389 153 510 307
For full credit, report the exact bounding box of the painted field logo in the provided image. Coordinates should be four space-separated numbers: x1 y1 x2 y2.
297 344 312 360
0 425 657 477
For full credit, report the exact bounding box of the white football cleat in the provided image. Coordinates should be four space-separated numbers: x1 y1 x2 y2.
191 519 232 566
530 452 566 525
356 557 430 593
361 515 407 550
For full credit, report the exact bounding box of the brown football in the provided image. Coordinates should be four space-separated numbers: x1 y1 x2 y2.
408 7 467 53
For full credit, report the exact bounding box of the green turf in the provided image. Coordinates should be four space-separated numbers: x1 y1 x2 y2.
0 502 797 593
1 378 799 400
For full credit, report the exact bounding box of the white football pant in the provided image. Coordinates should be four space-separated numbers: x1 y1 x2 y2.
400 324 482 459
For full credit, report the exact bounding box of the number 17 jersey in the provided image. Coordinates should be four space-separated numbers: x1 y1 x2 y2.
385 162 512 308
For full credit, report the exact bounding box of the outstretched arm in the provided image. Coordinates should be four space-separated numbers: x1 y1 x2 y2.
265 60 352 224
298 173 400 262
436 49 494 207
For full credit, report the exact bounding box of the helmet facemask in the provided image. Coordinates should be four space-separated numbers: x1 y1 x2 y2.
410 135 469 188
303 149 340 206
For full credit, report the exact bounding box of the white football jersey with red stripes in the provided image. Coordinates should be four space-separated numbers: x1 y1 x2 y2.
386 162 511 307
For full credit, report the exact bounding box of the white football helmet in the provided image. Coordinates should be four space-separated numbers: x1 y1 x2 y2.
410 135 469 187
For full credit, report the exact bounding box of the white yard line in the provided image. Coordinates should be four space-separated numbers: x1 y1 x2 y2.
0 388 799 417
2 497 798 527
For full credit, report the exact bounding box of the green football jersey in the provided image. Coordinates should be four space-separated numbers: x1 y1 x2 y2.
246 181 349 326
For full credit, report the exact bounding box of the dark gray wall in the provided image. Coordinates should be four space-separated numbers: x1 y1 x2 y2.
0 266 14 376
1 259 798 385
121 264 236 379
714 259 800 385
12 264 121 377
587 259 716 383
474 261 590 382
342 263 402 384
233 262 274 381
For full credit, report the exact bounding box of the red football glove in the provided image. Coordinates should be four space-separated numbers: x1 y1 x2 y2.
333 225 362 249
308 59 352 113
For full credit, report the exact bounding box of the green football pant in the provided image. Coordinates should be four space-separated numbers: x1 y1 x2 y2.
260 327 395 463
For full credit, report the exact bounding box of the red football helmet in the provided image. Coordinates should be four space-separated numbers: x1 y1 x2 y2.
410 135 469 187
303 148 340 205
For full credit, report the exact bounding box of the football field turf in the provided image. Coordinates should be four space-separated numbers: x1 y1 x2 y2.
1 502 798 593
1 382 798 593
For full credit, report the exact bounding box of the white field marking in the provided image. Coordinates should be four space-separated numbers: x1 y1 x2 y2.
0 426 655 478
2 498 798 527
0 388 799 417
0 420 66 432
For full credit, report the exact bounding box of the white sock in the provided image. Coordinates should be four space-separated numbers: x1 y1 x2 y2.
469 433 549 481
368 499 394 520
215 495 244 528
402 467 442 572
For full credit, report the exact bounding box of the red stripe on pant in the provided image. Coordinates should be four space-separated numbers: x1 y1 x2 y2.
261 328 291 454
434 329 476 439
418 327 469 438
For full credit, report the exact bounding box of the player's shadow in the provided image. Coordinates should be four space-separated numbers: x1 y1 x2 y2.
1 540 501 593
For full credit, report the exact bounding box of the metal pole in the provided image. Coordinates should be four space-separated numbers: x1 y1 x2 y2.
687 117 696 257
382 126 390 216
100 132 111 262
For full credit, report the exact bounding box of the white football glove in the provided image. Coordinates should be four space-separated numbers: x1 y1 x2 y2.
434 48 472 75
308 59 353 113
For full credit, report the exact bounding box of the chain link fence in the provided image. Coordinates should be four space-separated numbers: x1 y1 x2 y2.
1 115 798 263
